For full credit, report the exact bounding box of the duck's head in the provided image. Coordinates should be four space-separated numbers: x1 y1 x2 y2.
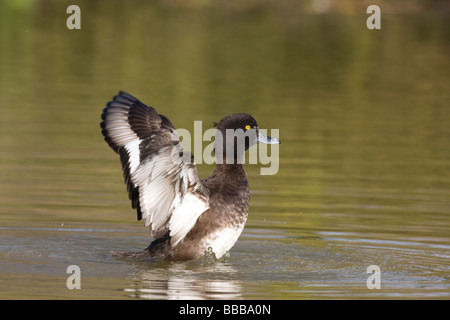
213 113 280 163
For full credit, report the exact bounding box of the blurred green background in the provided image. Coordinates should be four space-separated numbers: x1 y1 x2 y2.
0 0 449 299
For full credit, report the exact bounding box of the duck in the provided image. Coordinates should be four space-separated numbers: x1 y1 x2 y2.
100 91 280 261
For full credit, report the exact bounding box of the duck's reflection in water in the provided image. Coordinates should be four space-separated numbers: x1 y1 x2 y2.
123 258 242 300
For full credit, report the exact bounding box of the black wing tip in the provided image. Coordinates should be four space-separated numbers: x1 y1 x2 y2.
118 90 131 96
115 90 138 103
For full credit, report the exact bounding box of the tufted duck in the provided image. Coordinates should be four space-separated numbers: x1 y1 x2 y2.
100 91 280 261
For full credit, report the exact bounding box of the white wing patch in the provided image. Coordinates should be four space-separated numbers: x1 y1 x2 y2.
131 145 209 243
123 139 142 175
169 193 209 246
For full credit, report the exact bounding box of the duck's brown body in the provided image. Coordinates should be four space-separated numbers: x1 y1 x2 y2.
117 164 249 261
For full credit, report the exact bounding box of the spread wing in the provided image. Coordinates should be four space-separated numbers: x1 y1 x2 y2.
100 91 209 246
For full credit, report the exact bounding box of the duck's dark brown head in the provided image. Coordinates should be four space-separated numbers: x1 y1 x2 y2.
213 113 280 164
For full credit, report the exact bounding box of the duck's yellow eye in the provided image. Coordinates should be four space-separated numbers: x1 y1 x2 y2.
245 125 251 130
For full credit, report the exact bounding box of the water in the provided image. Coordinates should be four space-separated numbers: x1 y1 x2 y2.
1 0 449 299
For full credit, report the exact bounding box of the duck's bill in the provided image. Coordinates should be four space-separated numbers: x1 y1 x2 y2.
257 131 281 144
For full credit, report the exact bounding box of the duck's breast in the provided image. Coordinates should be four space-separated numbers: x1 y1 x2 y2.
201 223 246 259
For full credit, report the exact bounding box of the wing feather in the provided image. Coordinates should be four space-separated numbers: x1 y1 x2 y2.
101 91 209 245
